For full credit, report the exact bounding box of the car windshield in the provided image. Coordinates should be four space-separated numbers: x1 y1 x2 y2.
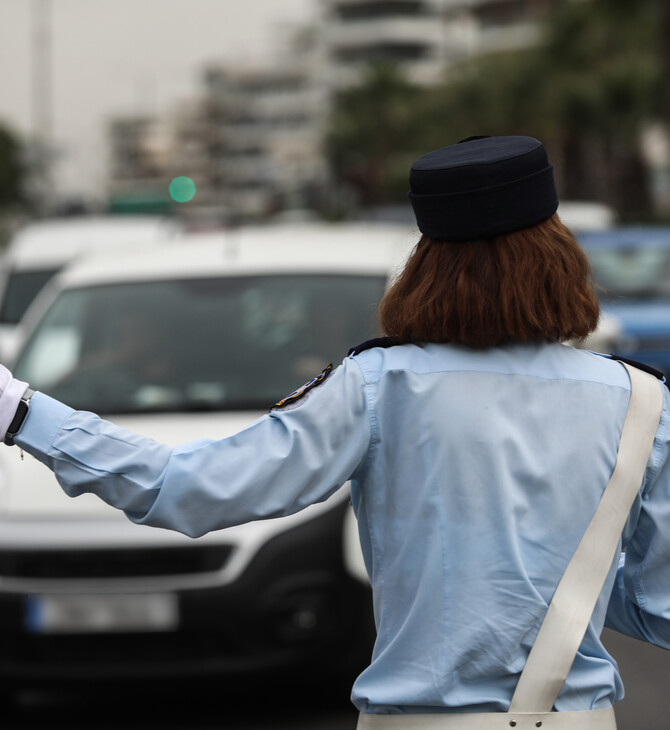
13 274 386 414
0 268 59 325
586 246 670 299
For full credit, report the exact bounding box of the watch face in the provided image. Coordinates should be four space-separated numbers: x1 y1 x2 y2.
5 399 29 445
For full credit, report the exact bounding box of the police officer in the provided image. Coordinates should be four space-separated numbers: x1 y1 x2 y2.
1 136 669 729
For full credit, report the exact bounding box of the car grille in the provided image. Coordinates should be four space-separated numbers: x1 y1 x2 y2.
0 545 234 579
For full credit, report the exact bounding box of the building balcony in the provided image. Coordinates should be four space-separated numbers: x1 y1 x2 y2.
328 55 445 87
440 0 473 9
325 16 444 53
328 0 436 15
219 88 325 118
470 21 541 56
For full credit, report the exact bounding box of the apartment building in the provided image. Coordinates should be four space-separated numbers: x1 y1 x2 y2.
465 0 555 57
198 56 329 220
322 0 449 87
322 0 555 87
107 1 557 220
107 116 175 213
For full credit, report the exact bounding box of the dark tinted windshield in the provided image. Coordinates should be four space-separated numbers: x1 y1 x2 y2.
0 268 59 324
586 247 670 299
13 274 386 413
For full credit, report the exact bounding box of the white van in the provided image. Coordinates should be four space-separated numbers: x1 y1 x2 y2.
0 215 182 363
0 222 414 689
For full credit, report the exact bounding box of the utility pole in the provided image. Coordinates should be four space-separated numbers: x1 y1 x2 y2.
661 0 670 125
31 0 53 215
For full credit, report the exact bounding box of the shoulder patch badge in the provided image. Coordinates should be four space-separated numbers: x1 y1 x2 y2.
271 364 333 411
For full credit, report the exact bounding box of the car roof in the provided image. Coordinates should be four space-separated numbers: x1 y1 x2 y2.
53 223 418 289
577 226 670 250
3 215 182 269
557 201 617 231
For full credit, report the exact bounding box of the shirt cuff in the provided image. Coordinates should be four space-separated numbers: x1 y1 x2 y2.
14 392 75 463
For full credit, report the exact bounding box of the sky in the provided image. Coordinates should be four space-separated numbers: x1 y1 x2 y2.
0 0 317 201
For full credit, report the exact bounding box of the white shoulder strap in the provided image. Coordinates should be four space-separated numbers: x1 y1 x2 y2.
509 362 664 713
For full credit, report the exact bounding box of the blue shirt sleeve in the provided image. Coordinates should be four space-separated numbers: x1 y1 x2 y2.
15 358 371 538
605 389 670 648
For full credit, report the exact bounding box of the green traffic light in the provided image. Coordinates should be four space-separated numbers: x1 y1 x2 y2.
169 176 197 203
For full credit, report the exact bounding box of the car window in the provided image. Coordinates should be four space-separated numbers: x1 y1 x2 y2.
586 247 670 299
0 268 60 324
13 274 386 413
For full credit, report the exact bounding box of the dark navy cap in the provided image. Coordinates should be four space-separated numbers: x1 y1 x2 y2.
408 135 559 242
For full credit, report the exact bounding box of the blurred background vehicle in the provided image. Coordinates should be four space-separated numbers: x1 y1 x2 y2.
557 201 617 233
576 227 670 378
0 222 413 697
0 215 182 364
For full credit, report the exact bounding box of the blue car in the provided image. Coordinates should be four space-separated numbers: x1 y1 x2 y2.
577 227 670 377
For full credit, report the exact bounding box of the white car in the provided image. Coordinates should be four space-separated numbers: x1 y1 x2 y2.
556 201 617 233
0 215 182 364
0 222 414 689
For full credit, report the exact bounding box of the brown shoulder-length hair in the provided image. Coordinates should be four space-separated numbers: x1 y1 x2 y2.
378 214 600 348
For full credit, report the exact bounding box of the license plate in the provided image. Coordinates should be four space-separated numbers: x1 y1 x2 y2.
25 593 179 634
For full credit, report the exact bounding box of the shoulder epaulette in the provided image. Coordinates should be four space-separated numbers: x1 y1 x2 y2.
348 337 403 357
271 364 333 410
609 354 668 388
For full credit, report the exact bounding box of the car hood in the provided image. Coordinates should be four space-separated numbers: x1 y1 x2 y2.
0 412 360 587
0 409 350 552
0 409 258 517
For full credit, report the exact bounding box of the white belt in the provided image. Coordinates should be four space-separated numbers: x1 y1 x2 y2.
357 708 617 729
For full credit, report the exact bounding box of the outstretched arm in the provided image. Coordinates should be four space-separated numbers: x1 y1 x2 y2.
11 358 371 538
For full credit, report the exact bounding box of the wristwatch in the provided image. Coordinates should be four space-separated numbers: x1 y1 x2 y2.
4 388 34 447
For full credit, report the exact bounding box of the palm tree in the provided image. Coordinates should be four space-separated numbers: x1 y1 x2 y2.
326 62 422 210
325 1 665 219
538 0 660 215
0 123 26 212
420 0 661 218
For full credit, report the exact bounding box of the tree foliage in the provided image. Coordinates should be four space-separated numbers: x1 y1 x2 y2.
326 0 666 219
326 62 422 207
0 123 26 211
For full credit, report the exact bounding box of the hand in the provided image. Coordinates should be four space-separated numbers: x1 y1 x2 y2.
0 365 29 443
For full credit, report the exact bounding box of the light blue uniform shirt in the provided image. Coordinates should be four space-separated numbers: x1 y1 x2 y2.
15 341 670 714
